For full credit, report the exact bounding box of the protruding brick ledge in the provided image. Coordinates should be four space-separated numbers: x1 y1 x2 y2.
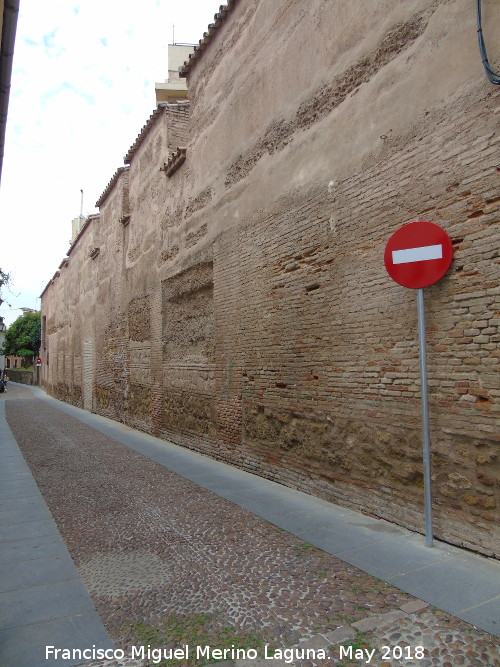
161 146 187 177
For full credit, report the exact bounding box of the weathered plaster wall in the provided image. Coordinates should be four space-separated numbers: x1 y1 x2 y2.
42 214 100 407
41 0 499 556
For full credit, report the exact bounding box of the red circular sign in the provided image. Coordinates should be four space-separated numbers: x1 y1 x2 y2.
384 221 453 289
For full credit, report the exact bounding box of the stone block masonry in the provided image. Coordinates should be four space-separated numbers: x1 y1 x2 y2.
4 369 37 386
41 0 500 557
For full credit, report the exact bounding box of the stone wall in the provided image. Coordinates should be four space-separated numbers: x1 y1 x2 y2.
41 0 500 557
5 369 37 386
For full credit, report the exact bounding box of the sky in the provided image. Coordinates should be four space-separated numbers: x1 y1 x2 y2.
0 0 222 326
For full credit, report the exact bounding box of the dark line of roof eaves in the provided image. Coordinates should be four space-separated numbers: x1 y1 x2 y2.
179 0 239 78
95 166 130 208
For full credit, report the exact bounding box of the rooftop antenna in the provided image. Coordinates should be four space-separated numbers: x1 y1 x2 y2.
80 189 84 217
172 24 175 45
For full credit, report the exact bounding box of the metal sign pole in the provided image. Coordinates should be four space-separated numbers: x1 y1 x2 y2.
416 287 433 547
385 221 452 548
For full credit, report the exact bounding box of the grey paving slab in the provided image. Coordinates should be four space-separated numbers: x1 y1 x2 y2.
0 459 27 468
0 554 80 593
271 505 395 543
143 450 200 466
215 486 293 505
0 479 43 501
336 532 453 578
0 534 68 566
292 523 389 553
0 453 29 462
262 487 344 513
0 398 114 665
224 496 294 518
0 443 26 452
0 579 96 629
166 462 235 480
0 612 113 667
258 508 355 535
0 480 42 496
0 473 33 484
0 446 27 455
225 489 321 515
0 456 24 464
338 514 409 534
0 470 38 492
272 502 373 526
0 465 22 475
0 518 60 542
388 553 500 613
183 473 267 491
0 505 54 526
458 596 500 637
0 460 32 470
0 447 24 457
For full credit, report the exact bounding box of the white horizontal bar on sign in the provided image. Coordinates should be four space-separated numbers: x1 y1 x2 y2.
392 244 443 265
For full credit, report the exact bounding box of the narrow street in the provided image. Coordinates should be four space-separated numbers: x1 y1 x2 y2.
1 382 499 667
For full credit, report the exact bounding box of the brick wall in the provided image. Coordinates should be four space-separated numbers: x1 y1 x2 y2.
166 104 189 154
41 0 500 556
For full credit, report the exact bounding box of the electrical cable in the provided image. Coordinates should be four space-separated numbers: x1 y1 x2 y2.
476 0 500 84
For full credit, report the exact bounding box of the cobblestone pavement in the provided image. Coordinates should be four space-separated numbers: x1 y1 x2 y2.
5 385 499 667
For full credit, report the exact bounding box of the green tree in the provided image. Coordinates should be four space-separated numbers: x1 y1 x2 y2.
1 312 41 365
0 267 11 306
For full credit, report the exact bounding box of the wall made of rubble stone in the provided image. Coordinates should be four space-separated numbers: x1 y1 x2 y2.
42 0 499 556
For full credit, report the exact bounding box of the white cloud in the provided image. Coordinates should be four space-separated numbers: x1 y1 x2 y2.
0 0 222 325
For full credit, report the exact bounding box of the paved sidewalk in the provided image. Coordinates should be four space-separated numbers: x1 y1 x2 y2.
1 383 499 666
0 398 114 666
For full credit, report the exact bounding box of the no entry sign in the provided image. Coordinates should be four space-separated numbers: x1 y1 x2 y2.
384 221 453 288
383 220 454 547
